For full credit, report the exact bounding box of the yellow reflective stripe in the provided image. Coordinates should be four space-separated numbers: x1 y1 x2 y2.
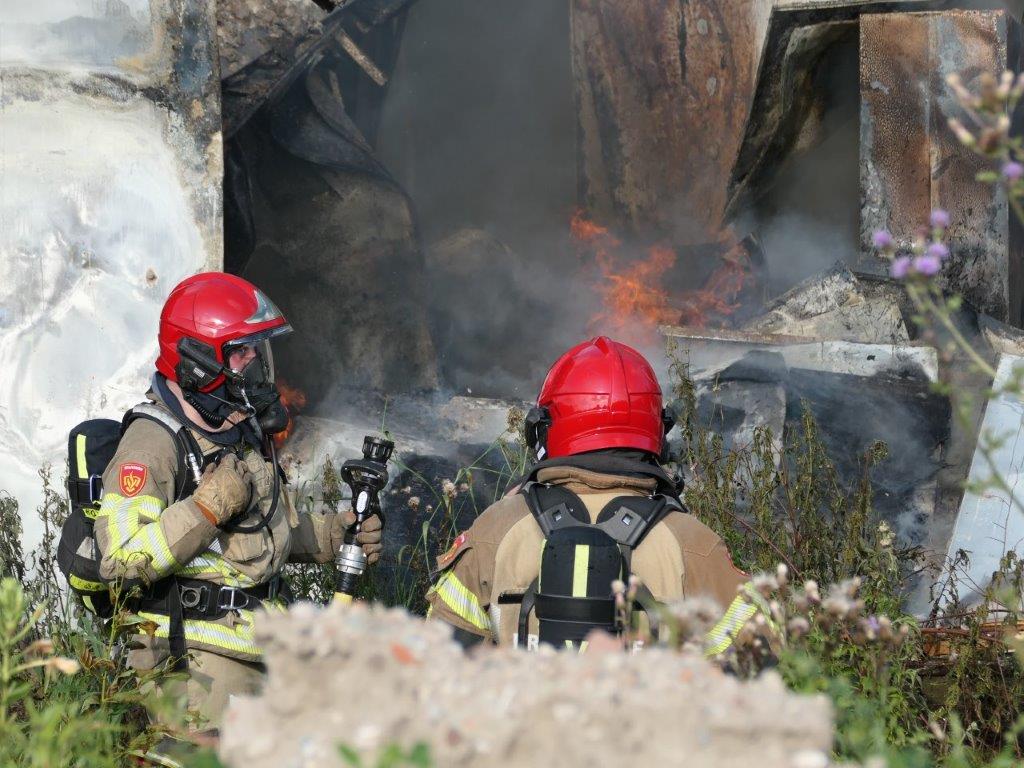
135 497 164 523
179 552 252 588
572 544 590 598
98 493 137 549
430 572 491 632
98 492 178 578
538 538 547 591
69 574 106 593
138 611 262 657
704 593 758 657
76 435 88 479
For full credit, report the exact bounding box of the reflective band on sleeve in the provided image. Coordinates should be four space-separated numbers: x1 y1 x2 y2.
76 434 89 480
430 571 492 632
98 492 178 578
69 574 106 593
704 593 758 657
572 544 590 598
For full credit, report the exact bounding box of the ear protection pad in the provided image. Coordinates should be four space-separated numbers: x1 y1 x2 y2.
524 405 552 457
175 337 223 392
660 406 678 464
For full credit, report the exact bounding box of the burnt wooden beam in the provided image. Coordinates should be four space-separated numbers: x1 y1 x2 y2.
571 0 767 245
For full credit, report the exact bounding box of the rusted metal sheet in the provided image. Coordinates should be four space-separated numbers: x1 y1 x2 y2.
726 0 933 218
571 0 767 245
860 10 1024 324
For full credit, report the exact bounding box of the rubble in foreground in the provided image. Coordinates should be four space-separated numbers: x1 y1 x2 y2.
219 602 835 768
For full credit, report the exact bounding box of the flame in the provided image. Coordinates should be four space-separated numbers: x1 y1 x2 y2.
677 257 748 328
590 244 680 339
572 210 752 337
274 379 308 447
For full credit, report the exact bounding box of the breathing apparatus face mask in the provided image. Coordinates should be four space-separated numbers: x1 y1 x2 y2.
222 333 290 437
175 325 291 437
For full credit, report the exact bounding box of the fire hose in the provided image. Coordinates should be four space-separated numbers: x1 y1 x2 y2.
333 435 394 603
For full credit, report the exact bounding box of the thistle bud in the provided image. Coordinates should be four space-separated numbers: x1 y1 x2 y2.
948 118 976 147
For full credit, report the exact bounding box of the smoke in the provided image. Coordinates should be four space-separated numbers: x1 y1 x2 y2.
736 32 860 296
375 0 605 398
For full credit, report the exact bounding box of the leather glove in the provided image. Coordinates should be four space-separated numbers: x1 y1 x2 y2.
192 454 253 525
331 511 383 565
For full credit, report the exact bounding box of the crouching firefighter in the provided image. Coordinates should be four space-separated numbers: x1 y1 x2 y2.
89 273 382 731
426 336 768 653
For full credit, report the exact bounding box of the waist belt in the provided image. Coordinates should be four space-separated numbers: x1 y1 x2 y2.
136 575 290 671
139 576 288 619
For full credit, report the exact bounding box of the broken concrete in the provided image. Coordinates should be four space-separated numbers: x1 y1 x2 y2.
743 265 910 343
664 325 938 383
860 10 1024 324
938 353 1024 609
979 313 1024 356
665 319 948 551
219 602 836 768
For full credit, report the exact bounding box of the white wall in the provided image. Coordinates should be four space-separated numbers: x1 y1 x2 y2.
0 0 222 545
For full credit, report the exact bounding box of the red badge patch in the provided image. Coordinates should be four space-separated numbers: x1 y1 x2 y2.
118 462 148 497
437 533 468 569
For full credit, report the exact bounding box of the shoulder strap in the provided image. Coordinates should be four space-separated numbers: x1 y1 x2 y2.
121 403 203 502
594 494 681 549
521 483 681 549
520 482 591 538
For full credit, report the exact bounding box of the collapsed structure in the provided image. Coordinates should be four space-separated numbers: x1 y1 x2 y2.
4 0 1024 613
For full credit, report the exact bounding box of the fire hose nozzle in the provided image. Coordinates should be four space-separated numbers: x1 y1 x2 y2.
333 434 394 603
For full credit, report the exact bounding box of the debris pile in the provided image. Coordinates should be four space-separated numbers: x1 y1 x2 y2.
218 603 835 768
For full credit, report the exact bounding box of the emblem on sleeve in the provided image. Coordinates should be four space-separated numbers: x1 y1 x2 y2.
118 462 148 497
437 532 468 568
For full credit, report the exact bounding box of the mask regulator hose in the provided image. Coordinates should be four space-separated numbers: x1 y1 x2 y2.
334 435 394 603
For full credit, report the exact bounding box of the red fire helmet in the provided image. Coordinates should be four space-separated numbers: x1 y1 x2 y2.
156 272 291 392
537 336 664 458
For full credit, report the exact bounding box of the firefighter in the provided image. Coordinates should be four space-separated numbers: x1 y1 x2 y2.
94 272 382 732
426 336 765 653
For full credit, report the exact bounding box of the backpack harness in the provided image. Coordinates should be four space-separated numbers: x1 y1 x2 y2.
513 481 683 649
60 402 287 670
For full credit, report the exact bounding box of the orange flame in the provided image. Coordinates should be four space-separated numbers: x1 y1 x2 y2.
273 379 308 447
590 243 680 339
572 210 752 338
677 257 748 328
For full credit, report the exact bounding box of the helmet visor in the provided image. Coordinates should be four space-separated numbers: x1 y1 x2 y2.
222 325 291 388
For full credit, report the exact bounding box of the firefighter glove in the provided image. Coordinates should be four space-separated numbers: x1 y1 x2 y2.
332 510 383 565
193 454 253 525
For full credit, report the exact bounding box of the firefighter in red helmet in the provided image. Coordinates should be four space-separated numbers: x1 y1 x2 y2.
426 337 762 653
94 272 381 733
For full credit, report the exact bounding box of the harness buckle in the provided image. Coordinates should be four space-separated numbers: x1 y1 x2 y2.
217 586 250 611
88 475 103 503
179 585 209 610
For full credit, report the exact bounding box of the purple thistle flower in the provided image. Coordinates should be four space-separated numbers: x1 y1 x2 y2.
1003 161 1024 181
913 253 943 276
891 256 912 279
930 209 951 229
926 242 950 260
872 230 895 250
